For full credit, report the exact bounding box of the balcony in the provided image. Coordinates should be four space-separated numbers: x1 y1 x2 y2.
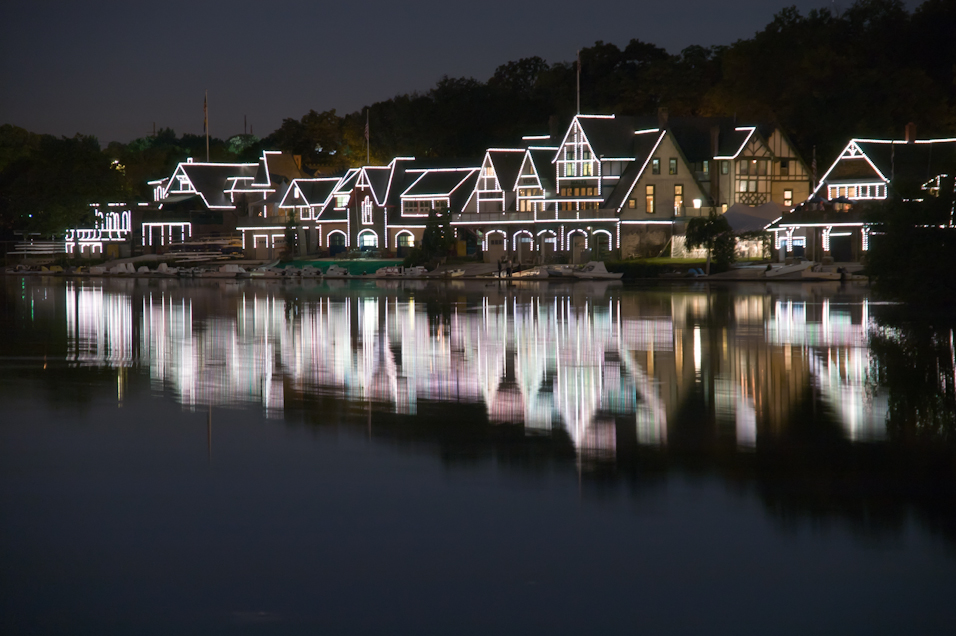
452 212 534 224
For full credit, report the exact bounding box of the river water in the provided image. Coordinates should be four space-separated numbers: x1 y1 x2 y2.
1 276 954 634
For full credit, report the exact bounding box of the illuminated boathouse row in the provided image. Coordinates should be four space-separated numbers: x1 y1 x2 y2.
138 113 814 262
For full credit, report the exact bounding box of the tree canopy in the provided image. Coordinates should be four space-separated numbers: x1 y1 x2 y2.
2 0 954 240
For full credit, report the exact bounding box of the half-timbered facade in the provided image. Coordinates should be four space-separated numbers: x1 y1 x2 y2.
766 133 956 262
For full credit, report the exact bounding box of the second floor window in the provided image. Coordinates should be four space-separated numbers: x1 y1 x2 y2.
669 158 678 175
361 196 373 225
784 189 793 206
646 185 655 214
780 159 789 176
674 184 683 212
652 158 660 175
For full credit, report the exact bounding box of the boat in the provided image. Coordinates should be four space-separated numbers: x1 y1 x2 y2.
511 266 549 279
155 263 179 277
546 265 576 278
764 261 813 278
324 265 350 277
445 268 466 278
299 265 322 278
403 266 428 277
374 266 405 278
572 261 623 280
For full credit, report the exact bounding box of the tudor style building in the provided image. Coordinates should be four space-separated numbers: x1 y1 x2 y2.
133 113 811 262
767 131 956 262
447 114 811 261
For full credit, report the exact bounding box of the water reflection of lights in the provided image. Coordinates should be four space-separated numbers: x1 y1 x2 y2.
66 282 133 366
767 299 886 440
54 284 890 456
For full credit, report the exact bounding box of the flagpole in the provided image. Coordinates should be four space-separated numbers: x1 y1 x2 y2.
576 50 581 115
366 108 370 164
205 90 210 162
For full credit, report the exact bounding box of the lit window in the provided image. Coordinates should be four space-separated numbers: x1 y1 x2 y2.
702 160 710 176
583 162 592 176
652 158 660 175
721 161 729 175
645 185 655 214
398 233 413 248
361 196 373 225
674 184 683 212
784 189 793 206
483 165 494 177
669 158 678 175
627 199 637 209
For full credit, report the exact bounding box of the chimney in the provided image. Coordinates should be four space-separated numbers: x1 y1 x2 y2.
904 122 917 144
657 107 669 129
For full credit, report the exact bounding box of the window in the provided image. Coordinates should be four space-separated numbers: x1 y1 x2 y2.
359 231 377 248
627 198 637 209
483 165 494 177
361 196 373 225
645 185 655 214
780 159 789 176
398 233 414 248
702 160 710 177
757 160 768 176
784 189 793 206
674 184 683 212
669 158 678 175
721 161 729 175
582 162 592 176
739 161 749 176
652 158 660 175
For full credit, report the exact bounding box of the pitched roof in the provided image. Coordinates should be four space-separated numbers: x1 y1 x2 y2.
818 138 956 198
525 147 558 195
855 139 956 189
363 166 392 205
604 130 666 211
279 178 340 208
180 163 257 208
486 149 525 192
574 115 638 158
402 169 478 198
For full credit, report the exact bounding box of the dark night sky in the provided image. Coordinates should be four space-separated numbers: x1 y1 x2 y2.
0 0 923 145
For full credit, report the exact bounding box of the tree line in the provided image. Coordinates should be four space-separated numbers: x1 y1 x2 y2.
1 0 953 239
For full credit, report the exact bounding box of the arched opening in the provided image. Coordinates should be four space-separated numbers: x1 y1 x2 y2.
592 230 612 260
537 230 557 262
395 231 414 257
567 230 587 264
358 229 379 251
328 230 347 257
513 230 534 264
483 230 507 264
